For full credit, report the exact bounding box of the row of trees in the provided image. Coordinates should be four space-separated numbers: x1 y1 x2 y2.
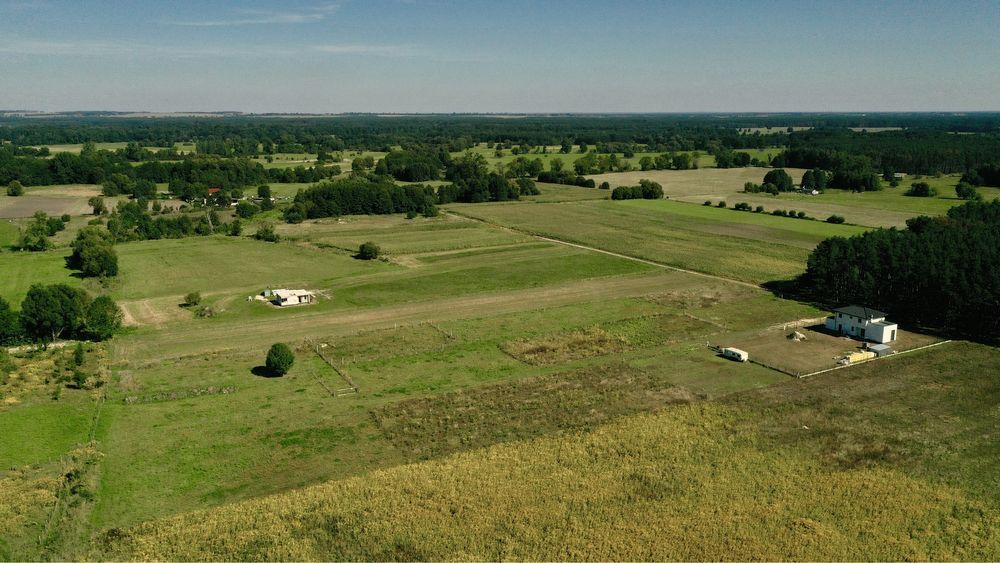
285 176 439 221
802 200 1000 340
1 144 339 191
0 286 122 345
771 148 881 191
441 153 535 203
610 180 664 200
105 200 222 241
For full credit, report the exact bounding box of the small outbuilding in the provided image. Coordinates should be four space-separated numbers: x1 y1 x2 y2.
825 305 898 344
271 289 316 307
869 343 893 357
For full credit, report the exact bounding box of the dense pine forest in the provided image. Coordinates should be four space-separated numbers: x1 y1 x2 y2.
802 199 1000 340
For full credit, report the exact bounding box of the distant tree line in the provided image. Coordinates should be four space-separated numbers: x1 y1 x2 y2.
781 128 1000 175
801 199 1000 340
0 145 339 190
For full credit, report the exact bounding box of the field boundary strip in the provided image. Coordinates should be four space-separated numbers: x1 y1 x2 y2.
445 209 760 289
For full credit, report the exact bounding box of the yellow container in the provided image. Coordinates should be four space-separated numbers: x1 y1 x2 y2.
847 351 876 363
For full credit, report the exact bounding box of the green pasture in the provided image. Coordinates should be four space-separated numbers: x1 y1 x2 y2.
451 198 868 283
94 277 799 529
0 395 95 469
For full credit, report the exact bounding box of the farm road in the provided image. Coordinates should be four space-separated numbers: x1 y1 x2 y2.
115 270 719 361
446 210 760 289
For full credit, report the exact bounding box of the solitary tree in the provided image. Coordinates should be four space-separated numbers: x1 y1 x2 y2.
69 227 118 278
357 241 380 260
955 182 981 200
184 292 202 307
265 343 294 375
6 180 25 196
88 196 105 216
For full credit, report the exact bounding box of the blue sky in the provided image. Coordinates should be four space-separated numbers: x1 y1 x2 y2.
0 0 997 112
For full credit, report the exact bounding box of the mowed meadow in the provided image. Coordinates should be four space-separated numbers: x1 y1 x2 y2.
2 175 997 560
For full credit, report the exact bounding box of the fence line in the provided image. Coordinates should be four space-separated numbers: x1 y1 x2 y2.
708 339 953 380
795 339 953 379
312 342 359 396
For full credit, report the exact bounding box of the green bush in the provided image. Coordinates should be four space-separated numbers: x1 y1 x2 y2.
826 215 846 224
905 182 937 197
265 343 294 375
184 292 202 307
357 241 380 260
955 182 981 200
254 224 280 242
6 181 24 196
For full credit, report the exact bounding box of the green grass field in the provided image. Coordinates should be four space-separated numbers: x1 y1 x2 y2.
0 399 94 468
95 341 999 561
2 174 996 560
451 197 868 283
586 169 999 227
92 272 802 530
0 220 18 249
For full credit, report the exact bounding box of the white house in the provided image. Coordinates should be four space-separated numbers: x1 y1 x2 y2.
271 289 316 307
825 305 897 343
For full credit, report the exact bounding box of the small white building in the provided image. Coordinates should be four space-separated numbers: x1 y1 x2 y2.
271 289 316 307
825 305 897 344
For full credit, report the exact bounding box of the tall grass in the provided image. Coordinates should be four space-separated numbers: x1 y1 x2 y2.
98 402 996 560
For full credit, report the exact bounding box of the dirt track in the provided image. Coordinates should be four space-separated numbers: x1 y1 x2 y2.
115 271 745 362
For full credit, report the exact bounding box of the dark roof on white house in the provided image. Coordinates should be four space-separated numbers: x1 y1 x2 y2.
833 305 888 320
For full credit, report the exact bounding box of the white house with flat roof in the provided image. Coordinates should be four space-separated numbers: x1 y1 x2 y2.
271 289 316 307
825 305 897 344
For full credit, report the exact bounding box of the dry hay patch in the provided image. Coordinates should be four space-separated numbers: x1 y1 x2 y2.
502 326 627 365
373 363 704 461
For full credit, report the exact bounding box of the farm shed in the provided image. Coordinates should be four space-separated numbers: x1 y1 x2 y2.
271 289 316 307
869 344 893 357
825 305 898 344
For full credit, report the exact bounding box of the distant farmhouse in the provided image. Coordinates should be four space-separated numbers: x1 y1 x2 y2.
262 288 316 307
825 305 897 343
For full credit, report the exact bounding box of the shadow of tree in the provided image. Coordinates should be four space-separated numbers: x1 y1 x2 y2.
251 365 282 378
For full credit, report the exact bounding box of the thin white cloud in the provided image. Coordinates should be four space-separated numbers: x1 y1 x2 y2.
311 43 421 57
0 38 122 56
0 36 423 60
163 2 339 27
